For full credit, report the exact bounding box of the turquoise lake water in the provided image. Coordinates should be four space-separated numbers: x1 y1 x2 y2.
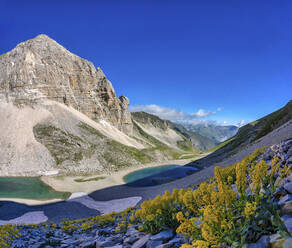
124 164 179 184
124 164 198 187
0 177 70 200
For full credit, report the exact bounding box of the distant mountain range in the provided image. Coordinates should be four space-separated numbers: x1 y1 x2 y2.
171 122 238 151
179 122 238 143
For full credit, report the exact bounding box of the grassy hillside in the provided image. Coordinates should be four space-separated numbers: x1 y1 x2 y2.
131 111 170 131
225 100 292 151
132 120 200 160
34 123 154 172
34 120 199 174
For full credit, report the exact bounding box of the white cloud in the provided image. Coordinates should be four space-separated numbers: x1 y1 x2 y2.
223 120 227 124
129 104 216 121
195 109 216 117
217 107 223 111
180 119 217 126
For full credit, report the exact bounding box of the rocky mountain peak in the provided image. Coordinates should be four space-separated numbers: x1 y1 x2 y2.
16 34 70 54
31 34 55 41
0 34 133 135
24 34 57 44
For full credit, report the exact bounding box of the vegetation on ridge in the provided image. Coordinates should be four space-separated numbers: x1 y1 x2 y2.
135 148 291 247
74 176 106 183
0 225 20 248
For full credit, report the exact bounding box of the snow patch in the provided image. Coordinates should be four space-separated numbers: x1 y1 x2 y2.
0 211 48 225
68 192 87 199
99 120 111 127
38 170 59 176
68 195 142 215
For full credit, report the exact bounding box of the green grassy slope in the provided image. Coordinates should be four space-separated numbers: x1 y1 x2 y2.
34 120 199 174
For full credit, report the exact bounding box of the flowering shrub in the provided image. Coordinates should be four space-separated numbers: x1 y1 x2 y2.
0 225 21 248
60 207 136 235
115 207 136 233
61 222 79 234
81 221 94 232
135 188 188 233
135 147 291 247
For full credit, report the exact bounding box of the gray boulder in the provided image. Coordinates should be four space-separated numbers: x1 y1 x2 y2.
279 194 292 205
281 200 292 215
132 234 151 248
284 182 292 194
146 240 163 248
150 230 173 242
284 217 292 234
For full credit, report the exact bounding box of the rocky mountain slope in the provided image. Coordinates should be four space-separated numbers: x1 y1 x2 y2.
131 112 199 153
0 35 199 176
132 112 184 149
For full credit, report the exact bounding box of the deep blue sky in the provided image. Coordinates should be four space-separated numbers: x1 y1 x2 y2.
1 0 291 125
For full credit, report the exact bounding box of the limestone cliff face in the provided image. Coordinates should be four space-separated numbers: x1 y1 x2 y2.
0 34 132 134
0 35 199 176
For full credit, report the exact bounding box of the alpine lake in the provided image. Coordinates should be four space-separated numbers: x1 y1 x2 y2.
124 164 198 187
0 177 70 200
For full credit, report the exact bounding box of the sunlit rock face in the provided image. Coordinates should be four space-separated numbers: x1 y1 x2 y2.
0 34 133 135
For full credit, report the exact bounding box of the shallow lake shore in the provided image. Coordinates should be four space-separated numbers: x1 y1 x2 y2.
41 158 196 194
0 156 207 206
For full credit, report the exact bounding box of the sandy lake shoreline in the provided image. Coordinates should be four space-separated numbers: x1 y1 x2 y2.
0 156 207 206
41 158 195 194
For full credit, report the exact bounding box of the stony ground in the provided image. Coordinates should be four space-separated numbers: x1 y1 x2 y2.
11 225 186 248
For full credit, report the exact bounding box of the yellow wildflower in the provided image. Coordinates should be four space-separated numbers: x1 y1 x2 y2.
146 214 155 222
250 160 268 196
129 215 136 222
193 240 210 248
156 209 162 215
244 201 257 219
236 160 248 197
180 244 193 248
176 211 185 223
